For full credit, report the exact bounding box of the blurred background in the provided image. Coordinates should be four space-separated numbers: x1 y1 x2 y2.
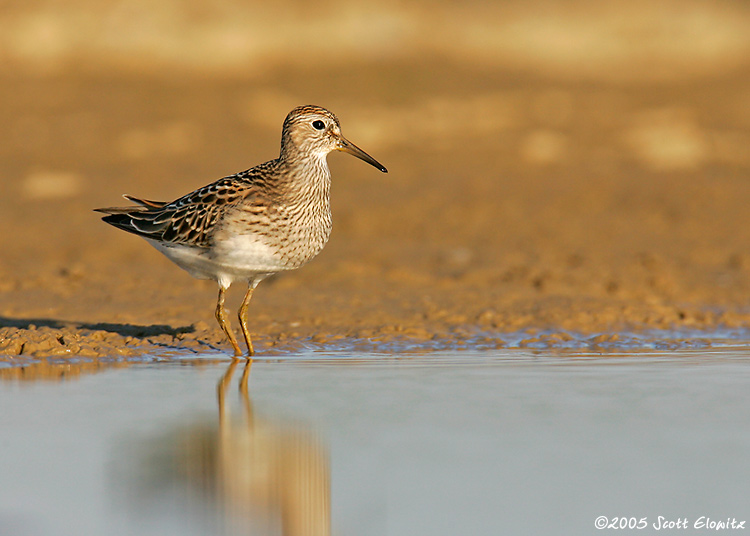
2 0 750 346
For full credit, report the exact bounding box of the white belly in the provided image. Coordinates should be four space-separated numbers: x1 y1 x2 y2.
147 235 285 289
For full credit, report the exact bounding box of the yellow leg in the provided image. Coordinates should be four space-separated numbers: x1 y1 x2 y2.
238 284 256 358
215 286 242 357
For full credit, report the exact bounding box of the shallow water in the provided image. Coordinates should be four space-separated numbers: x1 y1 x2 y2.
2 348 750 535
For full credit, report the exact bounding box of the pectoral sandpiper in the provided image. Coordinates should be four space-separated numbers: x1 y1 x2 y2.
96 105 387 358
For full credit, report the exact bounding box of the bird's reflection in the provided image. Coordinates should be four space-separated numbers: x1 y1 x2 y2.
139 360 331 536
213 360 330 536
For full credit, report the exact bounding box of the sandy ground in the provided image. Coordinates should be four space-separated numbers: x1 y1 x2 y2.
2 2 750 359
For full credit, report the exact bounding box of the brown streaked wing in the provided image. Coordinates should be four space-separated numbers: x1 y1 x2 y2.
97 161 281 246
144 183 250 246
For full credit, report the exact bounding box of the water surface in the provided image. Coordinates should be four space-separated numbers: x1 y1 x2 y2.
2 348 750 535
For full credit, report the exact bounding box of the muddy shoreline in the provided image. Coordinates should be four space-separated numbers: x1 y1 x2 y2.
2 61 750 359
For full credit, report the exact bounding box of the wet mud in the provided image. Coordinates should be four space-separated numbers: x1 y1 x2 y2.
2 1 750 359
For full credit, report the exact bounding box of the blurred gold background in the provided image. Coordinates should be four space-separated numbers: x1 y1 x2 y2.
2 0 750 355
3 0 748 80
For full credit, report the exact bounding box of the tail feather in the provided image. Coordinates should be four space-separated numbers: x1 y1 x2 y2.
95 194 171 240
94 206 141 215
95 192 219 247
94 194 167 215
123 194 167 209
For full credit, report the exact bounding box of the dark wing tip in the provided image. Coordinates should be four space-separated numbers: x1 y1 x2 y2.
98 211 166 241
94 206 144 215
99 212 132 229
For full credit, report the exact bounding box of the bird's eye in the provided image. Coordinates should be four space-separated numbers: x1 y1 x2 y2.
312 120 325 130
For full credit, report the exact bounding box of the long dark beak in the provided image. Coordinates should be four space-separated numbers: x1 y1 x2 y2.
338 137 388 173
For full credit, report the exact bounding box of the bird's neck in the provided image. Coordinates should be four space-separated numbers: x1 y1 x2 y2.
278 150 331 204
